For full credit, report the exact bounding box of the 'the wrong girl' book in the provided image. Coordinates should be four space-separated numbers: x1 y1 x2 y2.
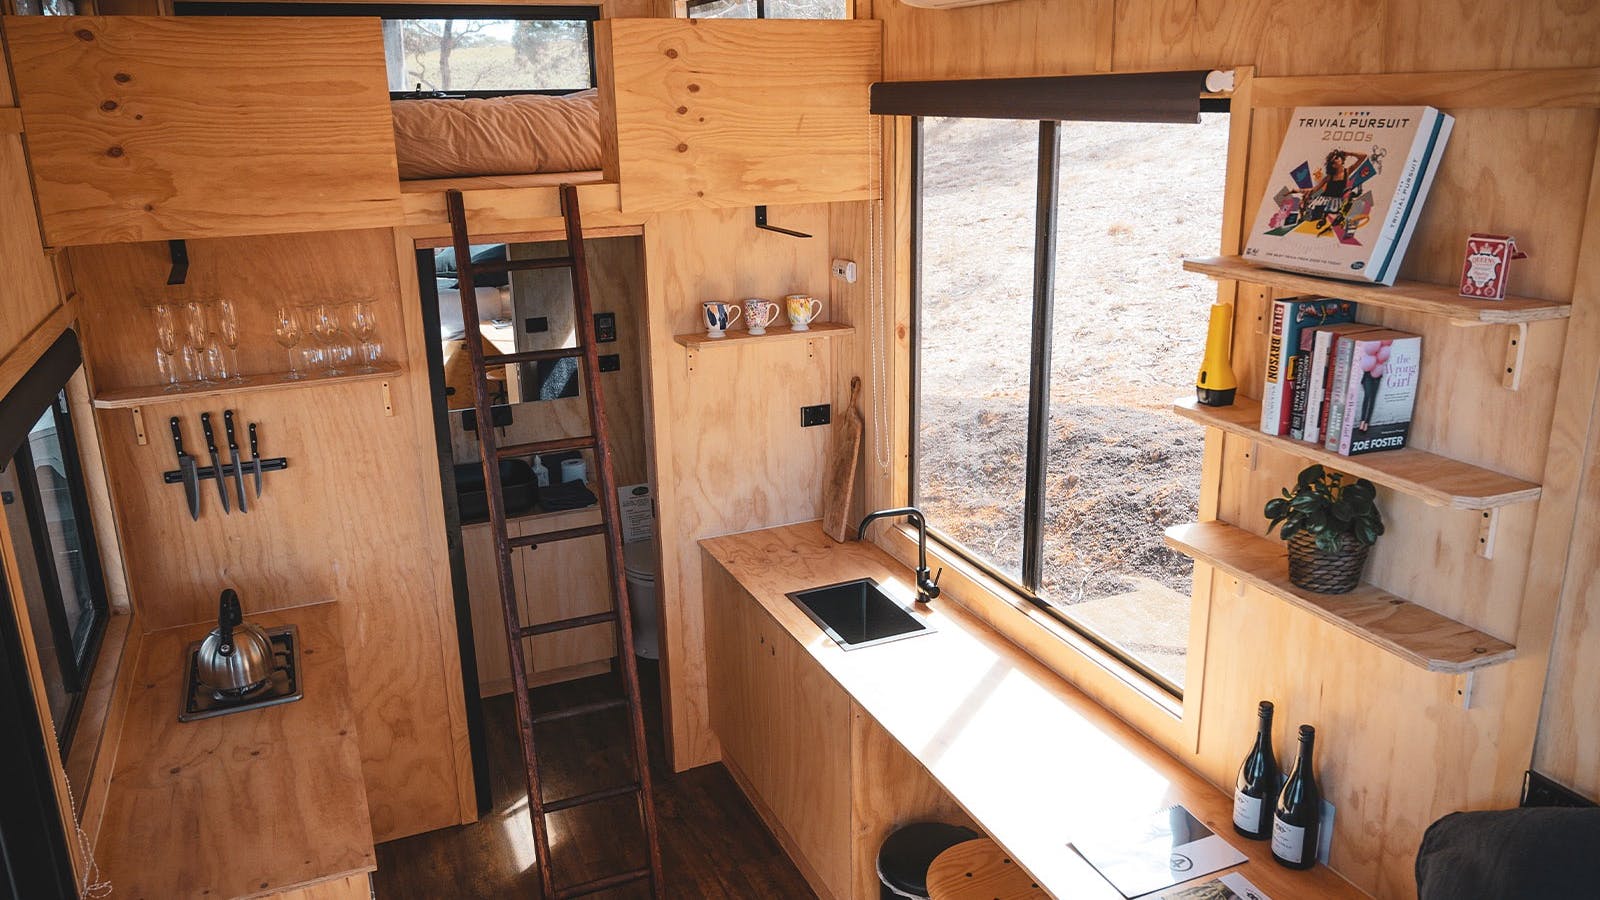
1245 106 1453 286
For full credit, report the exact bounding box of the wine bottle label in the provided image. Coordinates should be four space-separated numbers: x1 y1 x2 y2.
1272 818 1307 862
1233 792 1263 830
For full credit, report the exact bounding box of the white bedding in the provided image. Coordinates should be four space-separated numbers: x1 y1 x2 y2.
437 283 512 341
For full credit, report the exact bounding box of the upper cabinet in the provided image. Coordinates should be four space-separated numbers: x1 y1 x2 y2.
5 16 402 246
595 19 882 214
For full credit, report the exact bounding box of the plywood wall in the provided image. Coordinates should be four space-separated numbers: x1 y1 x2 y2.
67 228 472 842
863 2 1600 898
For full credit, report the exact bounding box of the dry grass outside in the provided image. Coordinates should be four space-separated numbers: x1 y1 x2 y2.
915 115 1230 687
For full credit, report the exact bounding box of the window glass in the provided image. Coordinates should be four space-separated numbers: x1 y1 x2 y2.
1039 114 1229 689
0 464 69 730
27 400 96 655
384 19 591 93
686 0 757 18
686 0 847 18
914 117 1041 583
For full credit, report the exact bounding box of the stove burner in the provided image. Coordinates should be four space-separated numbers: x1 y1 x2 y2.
180 625 302 722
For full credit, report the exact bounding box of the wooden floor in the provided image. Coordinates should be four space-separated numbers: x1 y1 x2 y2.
373 660 816 898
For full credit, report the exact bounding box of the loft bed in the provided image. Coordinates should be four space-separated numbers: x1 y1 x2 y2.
5 16 881 248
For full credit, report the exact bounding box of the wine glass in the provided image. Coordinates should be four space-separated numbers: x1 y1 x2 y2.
273 305 304 380
348 299 380 373
309 302 344 376
183 301 212 385
149 303 184 392
218 297 245 383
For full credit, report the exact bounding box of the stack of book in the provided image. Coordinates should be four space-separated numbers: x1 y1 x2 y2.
1244 106 1454 286
1261 297 1422 456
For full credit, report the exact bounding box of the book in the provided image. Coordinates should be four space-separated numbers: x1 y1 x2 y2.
1322 333 1364 450
1244 106 1454 285
1305 323 1378 445
1331 330 1422 455
1288 327 1318 440
1162 873 1274 900
1261 298 1357 436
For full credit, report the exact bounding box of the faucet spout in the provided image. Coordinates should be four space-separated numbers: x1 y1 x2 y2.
857 506 942 603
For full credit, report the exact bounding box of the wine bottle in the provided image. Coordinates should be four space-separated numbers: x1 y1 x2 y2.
1232 700 1278 840
1272 724 1322 869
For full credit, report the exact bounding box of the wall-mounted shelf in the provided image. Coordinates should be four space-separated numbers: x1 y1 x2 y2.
1173 396 1541 510
1183 255 1571 326
673 321 853 350
92 364 402 410
1165 521 1515 673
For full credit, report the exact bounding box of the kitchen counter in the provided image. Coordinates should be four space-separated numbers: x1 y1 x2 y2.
701 523 1365 899
96 601 375 899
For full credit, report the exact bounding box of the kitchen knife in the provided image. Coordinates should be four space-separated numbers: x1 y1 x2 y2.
169 416 200 521
248 422 262 498
224 409 248 514
199 412 230 514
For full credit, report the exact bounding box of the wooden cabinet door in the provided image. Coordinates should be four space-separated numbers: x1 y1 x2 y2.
5 15 401 245
704 564 851 898
517 510 615 678
462 522 514 697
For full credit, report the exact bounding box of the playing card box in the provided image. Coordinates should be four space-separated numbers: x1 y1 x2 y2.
1459 232 1526 301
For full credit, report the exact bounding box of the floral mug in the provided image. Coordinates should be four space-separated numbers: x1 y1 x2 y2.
785 294 822 331
702 301 742 338
743 298 781 335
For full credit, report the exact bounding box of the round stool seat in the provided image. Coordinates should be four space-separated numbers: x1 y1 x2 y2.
878 822 981 898
926 839 1048 899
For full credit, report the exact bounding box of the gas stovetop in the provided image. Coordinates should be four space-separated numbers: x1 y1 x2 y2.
179 625 303 722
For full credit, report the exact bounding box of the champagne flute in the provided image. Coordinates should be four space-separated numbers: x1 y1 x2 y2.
183 300 212 385
273 305 305 380
348 299 380 373
150 303 183 392
218 297 245 383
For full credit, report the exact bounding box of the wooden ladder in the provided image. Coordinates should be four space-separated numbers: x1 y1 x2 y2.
445 185 665 899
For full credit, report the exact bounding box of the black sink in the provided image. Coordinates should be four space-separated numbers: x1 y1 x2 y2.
787 578 933 651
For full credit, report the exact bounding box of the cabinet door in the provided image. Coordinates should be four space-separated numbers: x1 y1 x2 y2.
6 16 401 245
517 510 615 677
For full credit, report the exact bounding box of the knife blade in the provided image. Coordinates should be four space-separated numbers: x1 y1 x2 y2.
248 422 262 498
199 412 230 514
224 409 247 514
169 416 200 521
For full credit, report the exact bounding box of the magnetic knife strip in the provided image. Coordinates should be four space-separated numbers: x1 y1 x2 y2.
162 458 289 483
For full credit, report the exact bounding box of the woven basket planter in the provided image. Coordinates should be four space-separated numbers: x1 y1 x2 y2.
1286 531 1370 594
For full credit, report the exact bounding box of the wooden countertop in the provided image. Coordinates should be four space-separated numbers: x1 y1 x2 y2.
97 602 375 899
701 523 1366 899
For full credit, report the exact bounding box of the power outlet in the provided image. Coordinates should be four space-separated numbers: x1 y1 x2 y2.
801 404 831 427
1317 799 1336 865
831 258 858 283
525 316 549 334
598 354 621 372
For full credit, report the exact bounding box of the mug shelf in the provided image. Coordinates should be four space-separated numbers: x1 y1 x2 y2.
673 321 854 349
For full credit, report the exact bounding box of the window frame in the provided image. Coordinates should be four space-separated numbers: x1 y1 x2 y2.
173 2 601 99
908 103 1230 699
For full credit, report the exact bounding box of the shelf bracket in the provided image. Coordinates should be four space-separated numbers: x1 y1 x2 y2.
131 406 148 446
1455 671 1477 710
166 239 189 286
807 339 817 360
1502 322 1528 391
754 206 812 239
685 348 698 377
381 380 395 417
1477 508 1500 560
1244 439 1260 472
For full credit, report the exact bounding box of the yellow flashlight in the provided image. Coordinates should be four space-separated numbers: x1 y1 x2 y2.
1196 301 1237 406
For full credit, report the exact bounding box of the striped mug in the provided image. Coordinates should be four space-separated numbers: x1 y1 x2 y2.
702 301 742 338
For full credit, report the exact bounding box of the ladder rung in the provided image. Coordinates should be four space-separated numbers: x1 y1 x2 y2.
519 610 617 638
497 435 596 460
483 346 585 368
554 867 652 899
542 781 641 814
508 523 607 550
531 697 627 726
471 255 575 275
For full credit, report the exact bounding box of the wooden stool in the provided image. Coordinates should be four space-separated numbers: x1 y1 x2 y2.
926 839 1048 899
878 822 981 898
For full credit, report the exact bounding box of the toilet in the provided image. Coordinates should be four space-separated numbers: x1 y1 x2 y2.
623 536 660 659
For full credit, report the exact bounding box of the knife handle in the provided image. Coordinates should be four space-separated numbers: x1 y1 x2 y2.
224 409 238 449
169 416 186 456
249 422 259 456
200 412 219 452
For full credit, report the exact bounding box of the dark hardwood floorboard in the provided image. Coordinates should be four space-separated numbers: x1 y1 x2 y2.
374 660 817 899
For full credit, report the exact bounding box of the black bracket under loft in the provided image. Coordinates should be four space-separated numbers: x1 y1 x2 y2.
754 206 812 239
166 239 189 286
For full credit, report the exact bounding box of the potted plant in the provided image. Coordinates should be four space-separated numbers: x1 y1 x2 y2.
1264 464 1384 594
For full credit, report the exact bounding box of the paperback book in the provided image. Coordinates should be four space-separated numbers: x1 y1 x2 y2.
1260 297 1358 436
1244 106 1454 285
1304 323 1380 445
1324 329 1422 456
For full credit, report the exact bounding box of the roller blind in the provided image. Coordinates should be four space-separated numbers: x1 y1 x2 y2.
870 70 1212 123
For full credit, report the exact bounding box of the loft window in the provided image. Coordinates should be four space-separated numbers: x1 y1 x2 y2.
0 333 110 750
683 0 847 19
891 73 1228 696
174 3 600 97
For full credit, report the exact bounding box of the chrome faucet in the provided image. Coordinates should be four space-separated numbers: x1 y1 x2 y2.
857 506 942 604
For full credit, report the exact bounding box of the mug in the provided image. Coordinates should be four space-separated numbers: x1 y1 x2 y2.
702 300 742 338
785 294 822 331
743 298 781 335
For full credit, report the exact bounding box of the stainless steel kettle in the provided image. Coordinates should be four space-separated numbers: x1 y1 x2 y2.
196 589 274 695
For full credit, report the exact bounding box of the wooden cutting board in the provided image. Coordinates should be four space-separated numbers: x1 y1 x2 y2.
822 377 864 543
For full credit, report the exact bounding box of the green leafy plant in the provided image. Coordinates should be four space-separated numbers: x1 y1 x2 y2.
1264 464 1384 551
